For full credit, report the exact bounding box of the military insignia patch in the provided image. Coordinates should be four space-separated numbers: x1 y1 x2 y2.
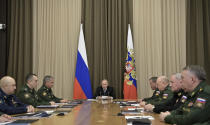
195 98 206 108
188 102 193 107
12 99 16 105
183 107 190 112
181 96 187 103
43 92 47 96
24 94 30 98
155 91 160 96
199 88 203 92
162 94 168 99
191 92 195 97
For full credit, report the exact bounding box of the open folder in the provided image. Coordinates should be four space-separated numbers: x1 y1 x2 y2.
13 111 52 119
36 105 59 108
126 118 151 125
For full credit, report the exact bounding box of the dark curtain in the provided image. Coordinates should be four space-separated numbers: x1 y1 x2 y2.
7 0 33 92
0 0 8 78
83 0 132 98
186 0 210 83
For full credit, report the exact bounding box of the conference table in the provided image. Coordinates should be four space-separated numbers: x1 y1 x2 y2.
28 100 169 125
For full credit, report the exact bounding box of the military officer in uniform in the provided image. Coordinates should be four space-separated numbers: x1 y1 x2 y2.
142 77 159 102
17 74 53 107
94 79 115 99
140 76 174 106
37 75 68 103
0 76 34 115
144 73 186 113
160 65 210 125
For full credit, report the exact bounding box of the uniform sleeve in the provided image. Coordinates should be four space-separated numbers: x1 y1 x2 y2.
36 100 50 106
153 95 177 113
153 103 169 113
17 90 36 106
52 94 62 103
165 92 210 125
143 91 156 101
0 98 27 115
37 89 52 102
38 89 61 103
151 90 174 106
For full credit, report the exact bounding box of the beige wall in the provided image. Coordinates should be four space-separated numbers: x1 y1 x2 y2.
133 0 186 98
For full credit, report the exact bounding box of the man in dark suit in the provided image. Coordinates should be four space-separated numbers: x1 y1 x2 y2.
94 79 115 99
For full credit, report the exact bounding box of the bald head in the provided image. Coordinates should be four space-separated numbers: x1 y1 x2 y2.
157 76 169 91
0 76 16 95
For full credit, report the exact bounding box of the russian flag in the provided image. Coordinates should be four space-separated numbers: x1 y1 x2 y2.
73 24 93 99
123 24 137 99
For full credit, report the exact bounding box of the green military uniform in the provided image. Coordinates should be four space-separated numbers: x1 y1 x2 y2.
37 85 62 103
153 90 186 113
164 81 210 125
146 86 174 105
17 84 50 107
193 121 210 125
143 89 160 102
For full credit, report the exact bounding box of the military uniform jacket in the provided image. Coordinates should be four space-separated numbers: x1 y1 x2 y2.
37 85 62 103
146 86 174 106
94 86 115 99
0 89 27 115
165 81 210 125
193 121 210 125
143 89 160 102
17 84 50 107
153 89 186 113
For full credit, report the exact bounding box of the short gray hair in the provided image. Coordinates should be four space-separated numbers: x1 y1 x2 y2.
43 75 54 85
25 73 37 83
172 73 182 80
149 77 158 83
183 65 206 81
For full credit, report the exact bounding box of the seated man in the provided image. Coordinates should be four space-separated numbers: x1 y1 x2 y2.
140 76 174 106
17 73 54 107
94 79 115 99
37 75 68 103
0 76 34 115
160 65 210 125
142 77 159 102
144 73 186 113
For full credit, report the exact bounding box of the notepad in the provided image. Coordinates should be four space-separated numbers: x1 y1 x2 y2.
125 116 154 120
13 111 52 119
60 105 76 108
126 118 151 125
36 105 59 108
121 109 142 114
